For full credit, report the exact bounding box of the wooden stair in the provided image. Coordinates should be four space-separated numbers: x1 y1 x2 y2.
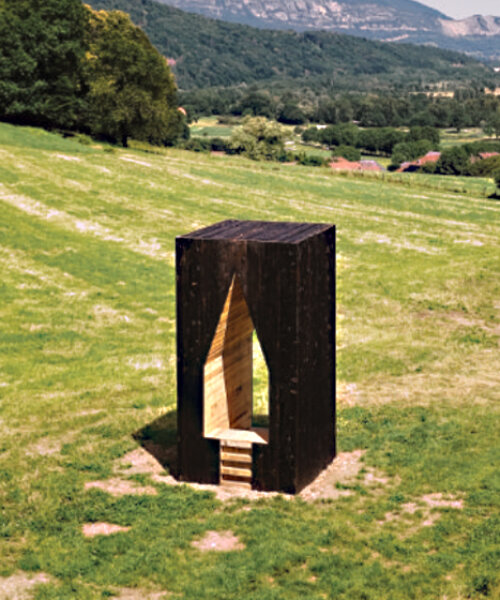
220 440 252 489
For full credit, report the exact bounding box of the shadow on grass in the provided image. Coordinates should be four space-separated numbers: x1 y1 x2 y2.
133 410 270 480
133 409 179 478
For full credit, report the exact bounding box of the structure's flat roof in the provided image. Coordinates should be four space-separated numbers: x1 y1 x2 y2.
179 220 333 244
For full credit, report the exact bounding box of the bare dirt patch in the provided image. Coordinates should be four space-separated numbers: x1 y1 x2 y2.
446 311 478 328
93 304 131 326
421 493 464 509
191 530 245 552
76 409 104 417
120 156 153 168
128 357 164 371
55 154 81 162
336 382 360 407
117 449 166 475
123 445 393 503
299 450 365 501
26 438 62 457
0 572 53 599
82 522 131 537
84 478 157 497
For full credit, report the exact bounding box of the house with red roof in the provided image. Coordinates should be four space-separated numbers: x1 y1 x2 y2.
396 151 441 172
329 157 385 172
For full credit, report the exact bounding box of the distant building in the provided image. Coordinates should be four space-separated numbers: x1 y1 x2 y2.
359 159 385 172
329 156 385 172
396 151 441 172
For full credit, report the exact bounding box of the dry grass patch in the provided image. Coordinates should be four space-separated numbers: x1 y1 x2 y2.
336 382 360 407
379 492 464 534
110 589 170 600
191 530 245 552
84 478 157 497
347 349 500 407
26 438 62 457
0 572 53 600
116 448 165 475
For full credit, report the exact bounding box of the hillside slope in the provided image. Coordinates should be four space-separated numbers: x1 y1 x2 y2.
89 0 496 91
153 0 500 60
1 121 499 598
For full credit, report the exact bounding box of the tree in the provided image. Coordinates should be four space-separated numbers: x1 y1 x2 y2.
450 104 467 133
356 128 405 156
83 8 183 146
436 146 470 175
301 127 321 143
407 126 440 147
234 90 275 119
483 111 500 139
0 0 87 129
314 99 338 124
320 123 358 148
278 103 305 125
230 116 285 161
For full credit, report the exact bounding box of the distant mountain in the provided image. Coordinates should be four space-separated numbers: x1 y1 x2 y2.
88 0 497 92
441 15 500 38
154 0 448 33
153 0 500 61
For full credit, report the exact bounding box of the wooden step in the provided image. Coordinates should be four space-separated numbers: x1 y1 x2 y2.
221 451 252 464
220 465 252 479
219 440 253 488
219 478 251 490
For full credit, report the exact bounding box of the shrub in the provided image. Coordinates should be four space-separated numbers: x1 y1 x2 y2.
301 127 321 143
297 153 325 167
182 138 210 152
334 145 361 161
468 155 500 177
230 116 286 161
420 161 437 174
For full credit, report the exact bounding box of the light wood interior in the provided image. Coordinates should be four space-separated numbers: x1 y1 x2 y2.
203 276 268 446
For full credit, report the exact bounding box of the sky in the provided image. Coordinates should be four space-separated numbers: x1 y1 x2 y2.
416 0 500 19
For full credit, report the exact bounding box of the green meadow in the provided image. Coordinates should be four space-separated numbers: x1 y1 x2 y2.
0 122 499 599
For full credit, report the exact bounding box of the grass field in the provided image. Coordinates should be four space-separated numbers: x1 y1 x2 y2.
440 128 497 149
190 117 234 138
0 123 499 599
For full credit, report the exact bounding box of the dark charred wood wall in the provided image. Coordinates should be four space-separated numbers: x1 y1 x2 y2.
176 220 336 493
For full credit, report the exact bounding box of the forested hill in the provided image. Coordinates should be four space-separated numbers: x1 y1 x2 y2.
152 0 500 61
88 0 497 92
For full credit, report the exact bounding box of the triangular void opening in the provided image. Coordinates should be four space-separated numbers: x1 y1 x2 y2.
203 275 269 445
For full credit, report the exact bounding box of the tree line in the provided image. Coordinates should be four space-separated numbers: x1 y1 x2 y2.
181 87 500 134
0 0 186 146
